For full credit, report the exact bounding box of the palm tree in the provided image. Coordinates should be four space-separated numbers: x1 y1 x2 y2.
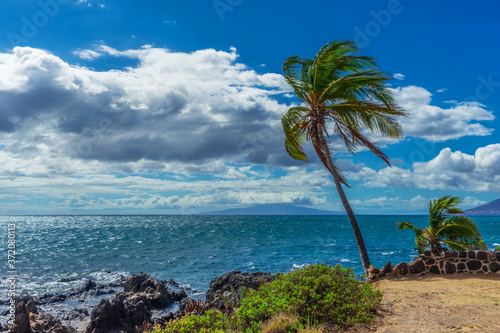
281 40 406 275
397 195 486 255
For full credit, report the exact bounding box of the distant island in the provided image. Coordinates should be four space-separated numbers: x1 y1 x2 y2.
201 203 345 215
464 199 500 216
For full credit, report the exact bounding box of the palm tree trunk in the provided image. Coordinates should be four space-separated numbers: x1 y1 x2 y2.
316 124 371 276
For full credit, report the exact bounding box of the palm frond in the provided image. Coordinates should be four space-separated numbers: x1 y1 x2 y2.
283 56 308 101
397 221 422 232
440 239 472 252
281 107 310 161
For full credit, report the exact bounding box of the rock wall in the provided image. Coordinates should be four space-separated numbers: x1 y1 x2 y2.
368 250 500 282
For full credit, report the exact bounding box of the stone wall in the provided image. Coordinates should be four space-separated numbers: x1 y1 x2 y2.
368 250 500 282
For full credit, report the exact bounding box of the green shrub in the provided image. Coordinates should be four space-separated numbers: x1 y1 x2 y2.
155 264 382 333
153 310 235 333
235 264 382 330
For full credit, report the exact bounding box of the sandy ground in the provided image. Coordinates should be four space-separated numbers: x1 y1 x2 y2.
349 274 500 333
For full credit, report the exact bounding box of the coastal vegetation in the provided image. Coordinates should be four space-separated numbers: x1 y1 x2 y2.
281 40 407 274
397 195 487 255
152 264 382 332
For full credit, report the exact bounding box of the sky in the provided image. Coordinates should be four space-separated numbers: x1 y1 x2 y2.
0 0 499 214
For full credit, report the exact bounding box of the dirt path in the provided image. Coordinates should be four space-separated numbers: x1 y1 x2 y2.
355 274 500 333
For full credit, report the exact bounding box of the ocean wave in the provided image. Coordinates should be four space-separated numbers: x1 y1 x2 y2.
336 258 352 263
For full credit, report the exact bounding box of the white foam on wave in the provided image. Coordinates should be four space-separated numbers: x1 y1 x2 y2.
292 263 307 269
336 258 351 263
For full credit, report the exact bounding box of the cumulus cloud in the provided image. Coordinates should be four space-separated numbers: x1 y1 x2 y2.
1 46 497 213
51 191 326 212
391 86 495 141
363 144 500 192
0 46 293 174
350 194 428 212
393 73 405 80
73 49 102 60
350 194 485 213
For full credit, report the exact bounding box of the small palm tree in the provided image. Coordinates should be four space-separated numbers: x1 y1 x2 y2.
281 40 407 275
397 195 486 255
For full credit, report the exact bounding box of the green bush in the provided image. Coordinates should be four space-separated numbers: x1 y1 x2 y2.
155 264 382 333
235 264 382 331
153 310 235 333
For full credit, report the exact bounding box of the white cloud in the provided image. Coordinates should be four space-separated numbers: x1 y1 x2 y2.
350 194 428 213
350 194 486 213
0 46 292 172
49 191 327 212
364 144 500 192
436 88 447 93
0 45 497 213
73 49 102 60
393 73 405 80
391 86 495 141
462 196 486 209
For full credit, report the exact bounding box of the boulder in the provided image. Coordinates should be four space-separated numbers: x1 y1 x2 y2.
409 259 426 274
368 265 379 275
11 298 32 333
85 294 151 333
489 261 500 273
466 260 482 271
381 261 392 274
206 271 274 309
393 262 409 276
429 265 440 274
444 261 456 274
30 313 77 333
124 273 156 293
476 251 488 261
86 274 188 333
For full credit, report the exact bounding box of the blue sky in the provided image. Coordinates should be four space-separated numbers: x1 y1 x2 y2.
0 0 499 214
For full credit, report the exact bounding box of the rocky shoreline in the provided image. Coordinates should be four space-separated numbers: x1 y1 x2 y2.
3 271 274 333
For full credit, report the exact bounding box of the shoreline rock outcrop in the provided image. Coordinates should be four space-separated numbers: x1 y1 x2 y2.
205 271 275 309
86 273 189 333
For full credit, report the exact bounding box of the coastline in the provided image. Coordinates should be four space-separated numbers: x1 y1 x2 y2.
4 265 500 332
3 271 273 333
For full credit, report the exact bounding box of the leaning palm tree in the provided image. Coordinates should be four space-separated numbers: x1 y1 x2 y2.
281 40 407 275
397 195 486 255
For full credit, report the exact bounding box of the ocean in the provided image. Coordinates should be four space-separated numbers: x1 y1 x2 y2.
1 215 499 301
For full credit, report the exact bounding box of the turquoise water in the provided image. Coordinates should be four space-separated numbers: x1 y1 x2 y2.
0 215 499 298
